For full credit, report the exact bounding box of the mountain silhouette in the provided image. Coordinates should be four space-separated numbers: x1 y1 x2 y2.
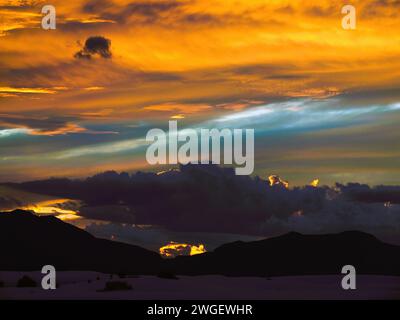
1 210 400 277
165 231 400 277
0 210 162 274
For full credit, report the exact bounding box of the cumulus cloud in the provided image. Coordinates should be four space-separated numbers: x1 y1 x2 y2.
15 164 400 244
74 36 112 59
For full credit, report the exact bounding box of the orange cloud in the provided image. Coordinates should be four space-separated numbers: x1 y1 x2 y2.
0 87 56 94
83 86 105 91
171 114 185 119
144 102 212 115
26 123 87 136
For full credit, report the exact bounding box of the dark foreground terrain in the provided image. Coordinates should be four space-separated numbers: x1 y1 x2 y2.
1 272 399 300
1 210 400 278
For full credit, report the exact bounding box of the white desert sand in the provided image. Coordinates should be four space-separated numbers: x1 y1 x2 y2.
0 271 399 300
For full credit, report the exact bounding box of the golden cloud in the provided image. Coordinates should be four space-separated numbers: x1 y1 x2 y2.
0 87 56 94
143 102 212 115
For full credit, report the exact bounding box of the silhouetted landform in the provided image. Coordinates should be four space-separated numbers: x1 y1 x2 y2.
165 231 400 277
1 210 400 277
0 210 161 274
6 164 400 237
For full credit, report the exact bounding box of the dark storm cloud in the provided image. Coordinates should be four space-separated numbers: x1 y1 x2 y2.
15 164 400 244
74 36 112 59
338 183 400 204
79 205 136 223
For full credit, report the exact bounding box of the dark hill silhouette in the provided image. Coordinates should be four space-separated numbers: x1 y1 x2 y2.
1 210 400 277
165 230 400 277
0 210 162 274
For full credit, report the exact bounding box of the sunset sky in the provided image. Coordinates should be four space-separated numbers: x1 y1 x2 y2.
1 0 400 185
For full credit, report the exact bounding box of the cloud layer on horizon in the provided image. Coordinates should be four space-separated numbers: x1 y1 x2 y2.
10 164 400 245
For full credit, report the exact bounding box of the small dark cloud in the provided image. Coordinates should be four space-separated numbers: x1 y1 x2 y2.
74 36 112 60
